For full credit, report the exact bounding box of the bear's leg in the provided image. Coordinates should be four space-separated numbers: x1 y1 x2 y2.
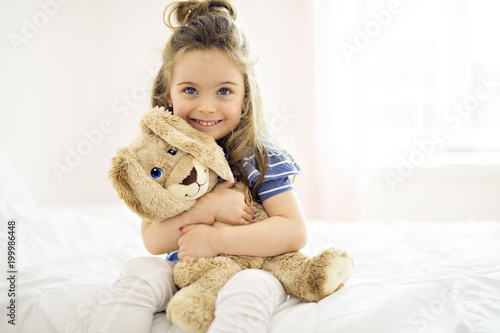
167 256 241 333
262 248 353 302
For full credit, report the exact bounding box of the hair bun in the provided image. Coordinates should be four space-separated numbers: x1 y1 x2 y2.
164 0 237 31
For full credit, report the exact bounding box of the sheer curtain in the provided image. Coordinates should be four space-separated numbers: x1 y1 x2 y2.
297 0 500 221
293 0 369 222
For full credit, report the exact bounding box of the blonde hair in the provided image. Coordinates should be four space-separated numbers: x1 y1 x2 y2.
152 0 269 201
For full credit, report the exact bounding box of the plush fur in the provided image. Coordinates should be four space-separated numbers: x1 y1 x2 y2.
109 107 353 333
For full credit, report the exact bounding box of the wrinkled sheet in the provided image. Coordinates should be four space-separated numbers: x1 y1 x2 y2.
1 200 499 333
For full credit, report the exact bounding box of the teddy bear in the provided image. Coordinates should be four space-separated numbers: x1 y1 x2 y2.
109 107 353 333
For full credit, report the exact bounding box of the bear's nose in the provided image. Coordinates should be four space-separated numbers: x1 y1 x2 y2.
181 167 198 186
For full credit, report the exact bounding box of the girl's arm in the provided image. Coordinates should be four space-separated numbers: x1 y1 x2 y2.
141 180 254 255
177 189 308 261
141 208 197 255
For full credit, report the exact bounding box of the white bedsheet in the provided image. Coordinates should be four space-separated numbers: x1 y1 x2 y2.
1 200 500 333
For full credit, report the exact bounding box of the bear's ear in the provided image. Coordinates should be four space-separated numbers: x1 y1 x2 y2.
140 107 233 181
108 148 150 219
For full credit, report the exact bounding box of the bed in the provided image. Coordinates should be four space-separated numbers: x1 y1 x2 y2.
1 143 499 333
1 195 500 333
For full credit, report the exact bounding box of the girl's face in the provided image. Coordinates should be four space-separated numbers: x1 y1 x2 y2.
168 48 245 140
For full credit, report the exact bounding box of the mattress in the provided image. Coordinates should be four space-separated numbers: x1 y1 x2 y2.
1 200 500 333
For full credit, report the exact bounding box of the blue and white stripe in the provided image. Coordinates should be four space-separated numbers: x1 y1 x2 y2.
242 144 302 202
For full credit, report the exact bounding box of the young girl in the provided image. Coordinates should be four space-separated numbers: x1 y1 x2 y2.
88 0 306 332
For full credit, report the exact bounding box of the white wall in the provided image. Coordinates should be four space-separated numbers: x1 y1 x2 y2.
1 0 171 205
367 164 500 222
0 0 314 206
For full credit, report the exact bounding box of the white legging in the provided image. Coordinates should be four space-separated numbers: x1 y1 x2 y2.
87 256 287 333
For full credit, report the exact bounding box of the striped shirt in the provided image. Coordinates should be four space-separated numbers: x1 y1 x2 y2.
165 143 301 263
241 143 302 202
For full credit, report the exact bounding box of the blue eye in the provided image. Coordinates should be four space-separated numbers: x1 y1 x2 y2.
168 149 177 155
218 88 231 95
151 168 163 178
184 87 196 94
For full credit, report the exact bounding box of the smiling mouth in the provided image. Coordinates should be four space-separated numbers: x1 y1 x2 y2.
185 178 208 198
191 119 222 126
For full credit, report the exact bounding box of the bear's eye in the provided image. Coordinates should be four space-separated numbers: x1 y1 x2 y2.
168 149 177 155
151 167 163 178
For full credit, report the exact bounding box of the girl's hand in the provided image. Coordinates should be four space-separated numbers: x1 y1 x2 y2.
190 180 254 225
177 224 219 262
